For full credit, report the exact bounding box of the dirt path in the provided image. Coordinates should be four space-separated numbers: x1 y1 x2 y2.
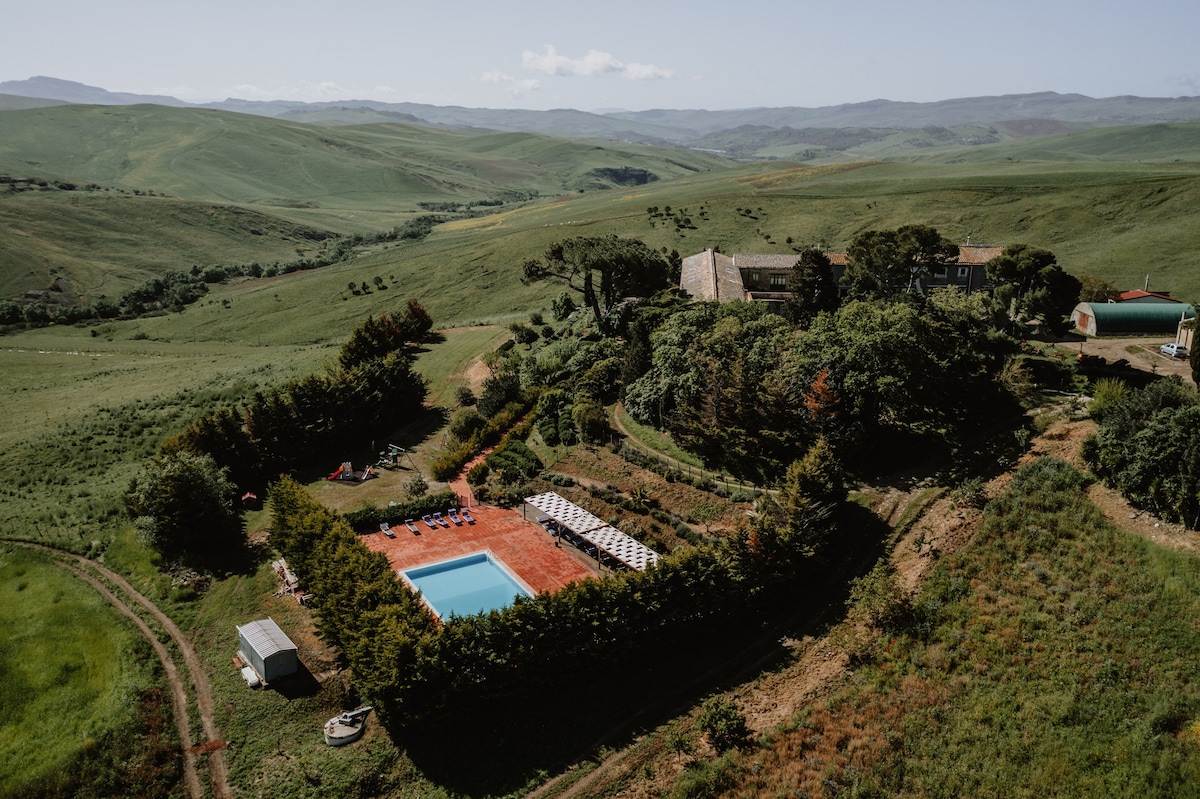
609 403 772 494
8 542 231 799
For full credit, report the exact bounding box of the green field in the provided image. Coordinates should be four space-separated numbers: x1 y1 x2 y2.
3 105 1200 797
0 546 159 793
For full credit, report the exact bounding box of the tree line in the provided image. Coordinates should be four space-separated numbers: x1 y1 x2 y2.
784 226 1083 336
125 303 431 564
1 216 447 330
1085 377 1200 529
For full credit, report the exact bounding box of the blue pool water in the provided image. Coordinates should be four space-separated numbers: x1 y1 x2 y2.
402 552 534 620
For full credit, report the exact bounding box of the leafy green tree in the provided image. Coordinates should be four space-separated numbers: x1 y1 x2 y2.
687 499 723 535
619 317 653 400
164 405 260 490
522 236 672 327
1078 275 1119 303
848 559 910 631
447 406 485 443
551 291 577 321
1084 378 1200 527
572 395 609 444
783 247 840 328
844 225 958 299
126 451 241 563
985 244 1082 336
338 312 410 370
477 370 522 419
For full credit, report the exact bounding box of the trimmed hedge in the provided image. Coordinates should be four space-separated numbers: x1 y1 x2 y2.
343 489 458 532
268 477 829 726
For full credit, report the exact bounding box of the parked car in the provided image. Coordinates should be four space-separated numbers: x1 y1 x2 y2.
1160 342 1189 359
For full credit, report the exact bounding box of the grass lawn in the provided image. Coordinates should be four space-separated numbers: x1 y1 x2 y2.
614 403 704 469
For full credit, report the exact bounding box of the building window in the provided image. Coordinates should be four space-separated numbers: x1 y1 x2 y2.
770 273 787 288
957 266 970 279
933 267 948 279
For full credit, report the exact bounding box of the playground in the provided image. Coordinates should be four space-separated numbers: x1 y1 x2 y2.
325 461 377 483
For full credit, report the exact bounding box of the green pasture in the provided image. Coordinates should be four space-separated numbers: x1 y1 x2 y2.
0 546 157 793
4 106 1200 305
0 328 329 549
1 107 1200 797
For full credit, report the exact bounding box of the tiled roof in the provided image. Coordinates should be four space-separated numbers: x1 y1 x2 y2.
733 253 799 270
956 245 1004 264
680 249 745 301
1117 290 1179 302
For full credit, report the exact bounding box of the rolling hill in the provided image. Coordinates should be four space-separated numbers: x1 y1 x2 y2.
0 103 732 298
5 77 1200 144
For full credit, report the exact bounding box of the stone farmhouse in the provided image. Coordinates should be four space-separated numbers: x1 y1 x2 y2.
679 244 1004 307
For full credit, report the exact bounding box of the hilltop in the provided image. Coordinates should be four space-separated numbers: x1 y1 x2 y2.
4 76 1200 147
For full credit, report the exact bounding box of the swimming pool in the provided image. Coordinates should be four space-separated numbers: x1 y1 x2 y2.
401 551 534 620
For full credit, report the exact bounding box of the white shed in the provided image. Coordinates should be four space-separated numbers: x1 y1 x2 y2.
236 617 298 683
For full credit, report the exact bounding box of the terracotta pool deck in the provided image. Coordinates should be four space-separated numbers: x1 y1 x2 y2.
363 504 598 595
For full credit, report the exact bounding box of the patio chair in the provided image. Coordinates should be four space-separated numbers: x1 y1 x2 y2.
460 508 475 524
433 512 450 527
379 522 396 538
448 508 463 525
405 519 420 534
422 514 437 530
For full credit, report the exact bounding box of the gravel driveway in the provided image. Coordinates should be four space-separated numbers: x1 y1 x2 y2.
1064 334 1194 383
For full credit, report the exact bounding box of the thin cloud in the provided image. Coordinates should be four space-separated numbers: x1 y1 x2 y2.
226 81 391 102
521 45 673 81
480 70 542 98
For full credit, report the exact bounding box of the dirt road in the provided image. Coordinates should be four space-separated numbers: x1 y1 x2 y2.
8 542 231 799
1070 335 1193 382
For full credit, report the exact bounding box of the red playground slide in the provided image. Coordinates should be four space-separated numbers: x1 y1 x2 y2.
327 465 344 481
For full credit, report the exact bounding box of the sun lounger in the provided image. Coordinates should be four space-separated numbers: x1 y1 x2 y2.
405 519 420 534
422 514 437 530
433 512 450 528
448 508 463 525
379 522 396 538
460 508 475 524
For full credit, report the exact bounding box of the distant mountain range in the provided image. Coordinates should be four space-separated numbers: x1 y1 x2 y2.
5 75 1200 147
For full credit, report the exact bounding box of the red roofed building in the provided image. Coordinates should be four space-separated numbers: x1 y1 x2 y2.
1114 290 1180 304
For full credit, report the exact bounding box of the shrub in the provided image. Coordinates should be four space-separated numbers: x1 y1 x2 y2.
404 473 429 499
466 461 490 486
698 697 750 752
448 406 485 442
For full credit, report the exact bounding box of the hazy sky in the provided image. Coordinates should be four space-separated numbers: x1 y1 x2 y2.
6 0 1198 110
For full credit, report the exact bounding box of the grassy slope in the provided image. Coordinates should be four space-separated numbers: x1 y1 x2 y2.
705 468 1200 798
0 546 156 793
2 116 1200 797
0 104 731 298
